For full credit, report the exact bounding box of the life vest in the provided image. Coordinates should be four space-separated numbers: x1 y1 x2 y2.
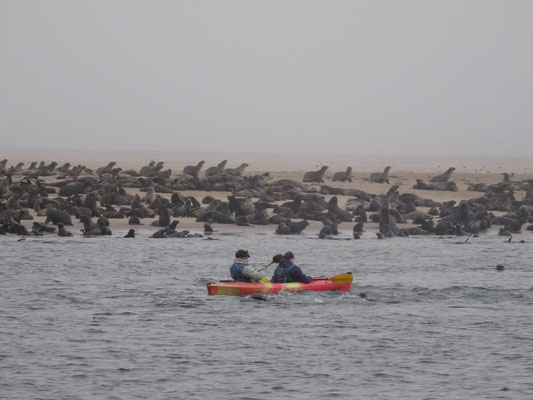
271 262 295 283
230 263 251 282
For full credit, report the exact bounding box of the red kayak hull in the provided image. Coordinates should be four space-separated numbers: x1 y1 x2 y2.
207 278 351 296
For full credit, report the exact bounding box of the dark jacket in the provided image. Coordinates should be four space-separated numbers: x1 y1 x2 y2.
230 258 267 282
230 262 251 282
271 261 313 283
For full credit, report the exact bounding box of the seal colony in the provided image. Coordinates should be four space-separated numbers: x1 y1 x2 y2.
1 158 533 240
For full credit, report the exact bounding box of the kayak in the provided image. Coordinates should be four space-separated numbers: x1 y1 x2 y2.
206 273 353 296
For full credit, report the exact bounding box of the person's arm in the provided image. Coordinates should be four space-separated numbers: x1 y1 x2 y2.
289 265 313 283
242 265 267 282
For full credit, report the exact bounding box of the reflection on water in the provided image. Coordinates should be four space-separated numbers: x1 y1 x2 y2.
1 230 533 399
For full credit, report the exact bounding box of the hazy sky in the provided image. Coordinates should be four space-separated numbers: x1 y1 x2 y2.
1 1 532 157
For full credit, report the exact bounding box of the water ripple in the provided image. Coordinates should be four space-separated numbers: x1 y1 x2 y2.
1 233 533 399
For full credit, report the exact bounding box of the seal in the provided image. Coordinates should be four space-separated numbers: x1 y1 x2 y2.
204 160 227 177
327 196 352 222
6 195 21 210
228 196 250 216
183 161 205 178
96 162 117 177
142 187 156 206
58 179 93 197
150 220 180 238
31 222 43 236
128 215 141 225
151 205 170 227
225 163 249 177
318 225 332 239
124 228 135 238
98 218 112 235
57 163 71 173
13 162 25 172
353 222 364 234
288 220 309 234
45 206 73 225
303 166 328 183
203 220 215 233
370 166 391 184
0 209 33 224
332 167 352 182
198 210 236 224
80 215 100 235
57 222 73 237
252 209 269 225
139 161 164 176
8 216 30 235
429 167 455 183
275 221 291 234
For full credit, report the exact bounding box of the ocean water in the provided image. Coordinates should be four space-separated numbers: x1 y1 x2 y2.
1 230 532 399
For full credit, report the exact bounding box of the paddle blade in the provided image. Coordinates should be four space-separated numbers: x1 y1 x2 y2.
328 273 353 284
260 278 270 284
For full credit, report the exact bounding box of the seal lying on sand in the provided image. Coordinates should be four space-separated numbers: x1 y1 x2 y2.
430 167 455 183
332 167 352 182
303 166 328 183
370 166 391 184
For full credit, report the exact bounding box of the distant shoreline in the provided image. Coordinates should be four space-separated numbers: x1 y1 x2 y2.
3 148 532 174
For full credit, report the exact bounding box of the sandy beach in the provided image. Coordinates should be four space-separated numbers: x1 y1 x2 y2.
3 149 532 236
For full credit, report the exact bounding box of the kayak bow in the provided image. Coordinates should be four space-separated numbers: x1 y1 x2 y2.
207 273 353 296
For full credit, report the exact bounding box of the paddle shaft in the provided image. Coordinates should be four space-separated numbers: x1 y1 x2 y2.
312 273 353 284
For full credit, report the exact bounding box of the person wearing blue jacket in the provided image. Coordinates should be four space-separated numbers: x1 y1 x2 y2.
270 252 313 283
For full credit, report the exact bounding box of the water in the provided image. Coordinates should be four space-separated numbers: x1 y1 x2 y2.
1 230 533 399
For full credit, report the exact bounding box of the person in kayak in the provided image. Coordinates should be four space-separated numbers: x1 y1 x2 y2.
230 249 279 282
270 252 313 283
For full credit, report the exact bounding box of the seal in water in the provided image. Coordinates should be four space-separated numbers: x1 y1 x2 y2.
124 229 135 238
203 220 216 233
303 166 328 183
370 166 391 184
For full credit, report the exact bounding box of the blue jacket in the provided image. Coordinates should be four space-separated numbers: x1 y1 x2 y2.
271 261 313 283
230 262 251 282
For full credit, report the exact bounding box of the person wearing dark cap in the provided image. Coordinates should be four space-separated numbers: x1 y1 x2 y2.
270 252 313 283
230 249 274 282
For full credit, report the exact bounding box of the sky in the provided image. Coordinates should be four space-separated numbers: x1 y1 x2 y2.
1 0 532 157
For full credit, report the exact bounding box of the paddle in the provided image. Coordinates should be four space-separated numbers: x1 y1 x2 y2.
259 263 274 283
260 273 353 284
258 254 284 283
313 273 353 284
